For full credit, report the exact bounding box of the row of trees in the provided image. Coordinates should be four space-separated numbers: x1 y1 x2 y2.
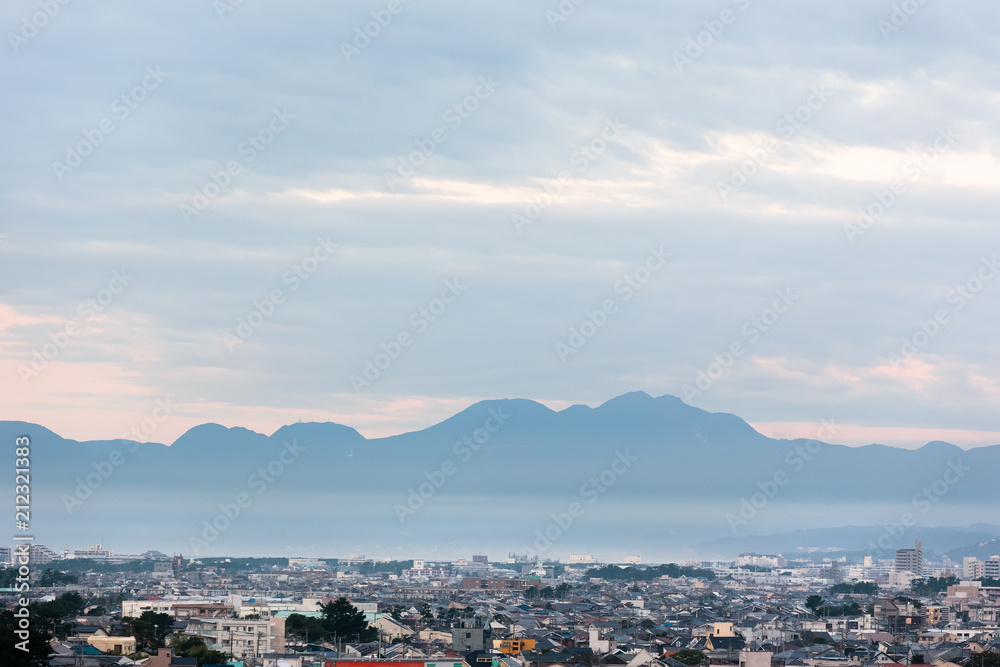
525 582 573 599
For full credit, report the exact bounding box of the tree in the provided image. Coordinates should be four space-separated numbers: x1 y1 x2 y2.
975 653 1000 667
806 595 824 614
909 577 957 596
441 607 460 628
912 655 925 664
389 605 405 621
830 582 878 595
172 634 229 666
320 598 376 642
37 569 78 587
673 650 707 665
419 602 434 620
123 611 174 649
0 610 53 666
556 583 572 598
285 613 325 644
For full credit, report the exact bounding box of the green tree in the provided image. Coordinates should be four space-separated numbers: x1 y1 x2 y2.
806 595 824 614
908 577 957 596
172 634 230 666
37 569 79 587
320 598 376 642
285 613 326 643
389 605 405 621
830 582 878 595
0 610 53 666
673 650 707 665
974 653 1000 667
123 611 174 649
32 592 86 620
419 602 434 620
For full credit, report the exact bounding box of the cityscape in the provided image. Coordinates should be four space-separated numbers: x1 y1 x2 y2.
2 542 1000 667
3 0 999 667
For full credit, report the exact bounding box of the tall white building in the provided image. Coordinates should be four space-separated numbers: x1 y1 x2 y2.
895 542 923 576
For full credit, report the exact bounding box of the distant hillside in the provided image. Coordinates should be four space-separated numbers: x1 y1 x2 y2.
3 392 999 558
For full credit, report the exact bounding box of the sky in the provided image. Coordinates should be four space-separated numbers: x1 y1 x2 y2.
2 0 999 450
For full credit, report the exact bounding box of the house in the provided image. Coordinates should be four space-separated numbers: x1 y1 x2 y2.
86 630 137 655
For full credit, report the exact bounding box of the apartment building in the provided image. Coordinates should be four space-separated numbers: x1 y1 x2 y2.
895 542 923 576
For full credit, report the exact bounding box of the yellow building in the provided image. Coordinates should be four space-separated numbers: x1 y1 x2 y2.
87 635 137 655
711 622 737 637
495 638 535 654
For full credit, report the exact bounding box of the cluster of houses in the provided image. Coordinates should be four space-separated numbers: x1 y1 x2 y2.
8 551 1000 667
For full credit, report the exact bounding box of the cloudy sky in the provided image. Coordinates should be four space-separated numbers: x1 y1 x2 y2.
2 0 998 449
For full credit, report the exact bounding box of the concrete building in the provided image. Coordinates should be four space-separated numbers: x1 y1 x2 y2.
28 544 58 565
452 626 489 652
73 544 113 560
895 541 923 576
736 553 788 568
740 649 773 667
183 616 284 662
964 557 986 579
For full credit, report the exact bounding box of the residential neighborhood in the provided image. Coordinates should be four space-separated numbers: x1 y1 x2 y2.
3 543 1000 667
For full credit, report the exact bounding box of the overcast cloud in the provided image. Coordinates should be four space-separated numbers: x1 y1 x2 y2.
2 0 999 448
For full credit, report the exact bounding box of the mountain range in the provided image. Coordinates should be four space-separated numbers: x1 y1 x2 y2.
3 392 998 561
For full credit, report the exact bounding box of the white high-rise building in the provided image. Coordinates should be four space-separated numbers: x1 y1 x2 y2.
895 541 923 576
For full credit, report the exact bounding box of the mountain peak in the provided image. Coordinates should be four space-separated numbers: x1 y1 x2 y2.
170 423 269 448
